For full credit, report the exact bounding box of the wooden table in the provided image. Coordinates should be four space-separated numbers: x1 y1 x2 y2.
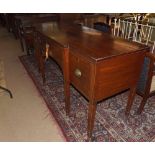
34 22 149 140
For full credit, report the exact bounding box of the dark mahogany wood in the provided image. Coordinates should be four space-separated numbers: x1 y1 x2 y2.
33 22 149 140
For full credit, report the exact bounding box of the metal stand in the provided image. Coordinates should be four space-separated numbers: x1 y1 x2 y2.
0 85 13 98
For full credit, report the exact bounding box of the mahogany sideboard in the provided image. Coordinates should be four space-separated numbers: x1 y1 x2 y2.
33 22 149 140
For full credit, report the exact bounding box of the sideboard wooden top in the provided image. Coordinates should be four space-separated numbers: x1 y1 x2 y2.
35 22 149 62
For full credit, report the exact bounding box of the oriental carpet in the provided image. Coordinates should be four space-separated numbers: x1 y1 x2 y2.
20 55 155 142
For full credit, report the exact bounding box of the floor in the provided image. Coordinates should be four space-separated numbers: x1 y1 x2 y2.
0 25 65 141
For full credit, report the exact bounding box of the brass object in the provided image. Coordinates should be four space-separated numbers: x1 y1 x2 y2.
74 68 82 78
45 43 50 60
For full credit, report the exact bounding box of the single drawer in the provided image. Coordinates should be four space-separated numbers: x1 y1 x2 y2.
48 42 64 69
69 53 91 99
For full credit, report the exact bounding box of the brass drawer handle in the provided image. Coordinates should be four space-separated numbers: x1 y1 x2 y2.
74 69 82 78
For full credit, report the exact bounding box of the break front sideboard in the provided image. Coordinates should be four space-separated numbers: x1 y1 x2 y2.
34 22 149 140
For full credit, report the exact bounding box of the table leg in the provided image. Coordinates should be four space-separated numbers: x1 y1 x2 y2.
137 63 153 114
125 87 136 116
63 48 70 115
137 94 149 114
40 56 45 84
87 101 97 141
34 47 41 73
20 36 24 52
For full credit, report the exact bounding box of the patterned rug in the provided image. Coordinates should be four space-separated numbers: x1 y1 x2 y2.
19 55 155 142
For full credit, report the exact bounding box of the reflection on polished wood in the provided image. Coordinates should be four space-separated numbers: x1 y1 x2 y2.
34 22 149 140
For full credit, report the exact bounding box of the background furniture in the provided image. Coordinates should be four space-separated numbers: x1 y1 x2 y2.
15 14 60 54
0 59 13 98
0 86 13 98
94 22 111 33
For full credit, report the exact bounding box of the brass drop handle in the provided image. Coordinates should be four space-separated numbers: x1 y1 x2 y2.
45 44 49 60
74 68 82 78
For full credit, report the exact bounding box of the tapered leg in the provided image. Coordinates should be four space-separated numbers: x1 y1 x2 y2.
63 48 70 115
125 87 136 116
25 41 30 55
40 56 45 84
13 28 18 39
20 37 24 52
87 101 97 141
35 49 40 73
137 78 152 114
26 37 34 55
137 95 149 114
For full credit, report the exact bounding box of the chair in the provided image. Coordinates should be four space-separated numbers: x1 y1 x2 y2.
16 14 60 54
112 18 155 114
0 60 13 98
23 26 35 55
17 17 35 55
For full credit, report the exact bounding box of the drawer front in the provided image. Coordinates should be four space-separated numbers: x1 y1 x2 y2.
48 41 64 69
69 53 92 99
